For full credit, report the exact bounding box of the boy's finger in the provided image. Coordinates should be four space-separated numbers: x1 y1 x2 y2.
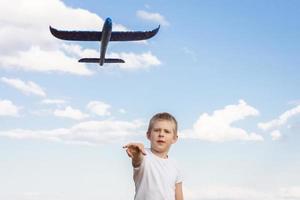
123 143 132 148
126 149 133 158
137 146 146 155
141 149 147 155
123 143 136 148
123 143 146 155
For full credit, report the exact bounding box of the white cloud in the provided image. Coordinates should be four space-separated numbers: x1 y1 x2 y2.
270 130 282 141
1 192 63 200
0 119 144 145
185 185 300 200
181 100 263 142
54 106 89 120
279 186 300 199
87 101 111 116
0 99 21 117
108 51 161 70
1 46 93 75
41 99 66 105
119 109 126 114
0 0 104 52
1 77 46 97
136 10 170 26
184 185 273 200
0 0 100 75
61 43 99 58
258 105 300 131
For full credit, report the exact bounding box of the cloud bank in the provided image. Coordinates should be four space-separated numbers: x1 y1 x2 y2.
1 77 46 97
0 119 144 145
258 105 300 131
137 10 170 26
0 99 21 117
181 100 263 142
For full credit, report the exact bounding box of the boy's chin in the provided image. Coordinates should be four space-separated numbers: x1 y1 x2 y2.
151 145 169 153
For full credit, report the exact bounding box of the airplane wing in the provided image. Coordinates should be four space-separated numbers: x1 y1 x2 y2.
110 25 160 41
50 25 160 41
49 26 102 41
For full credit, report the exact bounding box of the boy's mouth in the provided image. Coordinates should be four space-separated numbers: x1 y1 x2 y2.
157 140 165 143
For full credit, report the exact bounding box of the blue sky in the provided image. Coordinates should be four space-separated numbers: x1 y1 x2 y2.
1 0 300 200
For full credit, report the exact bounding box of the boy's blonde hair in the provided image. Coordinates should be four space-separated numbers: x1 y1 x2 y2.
147 112 178 134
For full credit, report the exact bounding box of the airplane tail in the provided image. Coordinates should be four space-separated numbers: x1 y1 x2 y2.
79 58 125 64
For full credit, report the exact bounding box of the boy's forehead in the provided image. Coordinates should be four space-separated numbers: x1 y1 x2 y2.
152 119 175 129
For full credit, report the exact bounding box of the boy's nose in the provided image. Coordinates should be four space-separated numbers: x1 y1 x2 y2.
158 132 165 137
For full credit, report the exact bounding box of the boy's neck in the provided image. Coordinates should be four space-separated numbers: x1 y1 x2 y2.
150 148 169 159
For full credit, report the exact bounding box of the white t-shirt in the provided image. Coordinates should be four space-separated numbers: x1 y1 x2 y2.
133 148 183 200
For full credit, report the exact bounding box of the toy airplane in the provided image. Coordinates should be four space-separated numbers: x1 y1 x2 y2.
50 17 160 66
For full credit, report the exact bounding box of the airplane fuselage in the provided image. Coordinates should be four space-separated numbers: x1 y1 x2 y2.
99 18 112 66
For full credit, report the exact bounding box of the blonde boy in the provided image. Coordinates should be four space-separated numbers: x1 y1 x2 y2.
123 112 184 200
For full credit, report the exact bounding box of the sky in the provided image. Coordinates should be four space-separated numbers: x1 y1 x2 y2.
1 0 300 199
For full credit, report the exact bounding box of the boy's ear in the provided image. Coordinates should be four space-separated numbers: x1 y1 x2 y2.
146 132 151 140
172 134 178 144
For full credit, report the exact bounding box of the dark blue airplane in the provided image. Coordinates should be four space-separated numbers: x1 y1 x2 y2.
50 18 160 66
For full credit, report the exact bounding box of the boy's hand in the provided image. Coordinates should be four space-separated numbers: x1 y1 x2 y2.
123 143 147 158
123 143 146 168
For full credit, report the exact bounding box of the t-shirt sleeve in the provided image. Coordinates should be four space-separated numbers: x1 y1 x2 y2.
176 167 183 183
175 161 184 183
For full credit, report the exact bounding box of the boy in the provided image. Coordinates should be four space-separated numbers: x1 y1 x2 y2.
123 112 184 200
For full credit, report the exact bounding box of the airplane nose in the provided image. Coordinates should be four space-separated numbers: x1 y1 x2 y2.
106 17 112 24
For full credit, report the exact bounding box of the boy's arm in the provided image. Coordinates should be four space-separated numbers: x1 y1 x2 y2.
123 143 146 168
175 182 184 200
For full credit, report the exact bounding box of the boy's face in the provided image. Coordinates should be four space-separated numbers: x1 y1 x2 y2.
147 119 178 155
